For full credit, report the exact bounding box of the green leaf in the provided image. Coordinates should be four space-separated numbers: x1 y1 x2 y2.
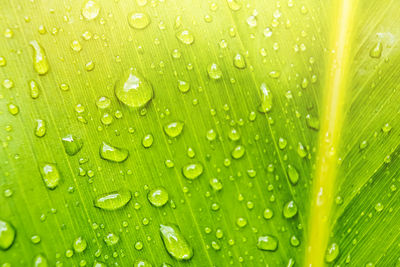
1 0 400 266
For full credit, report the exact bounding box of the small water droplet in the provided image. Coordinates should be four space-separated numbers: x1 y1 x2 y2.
178 80 190 93
29 40 49 75
103 233 119 246
231 145 245 159
82 1 100 20
227 0 242 11
164 121 184 137
99 142 129 162
369 42 383 58
297 142 307 158
73 236 87 253
33 254 48 267
306 114 320 131
257 235 278 251
142 134 154 148
115 68 153 108
62 134 83 156
128 13 151 29
233 53 246 69
182 162 204 180
160 224 193 261
134 260 153 267
283 200 298 218
287 164 299 185
259 83 272 113
176 30 194 45
207 63 222 80
34 119 46 137
94 190 132 210
147 187 169 207
8 103 19 115
29 80 40 99
263 208 274 219
39 163 60 189
0 220 16 250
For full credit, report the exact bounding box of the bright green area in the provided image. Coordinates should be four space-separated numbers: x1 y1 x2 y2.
1 0 400 266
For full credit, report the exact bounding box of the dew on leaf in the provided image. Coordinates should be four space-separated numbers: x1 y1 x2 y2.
147 187 169 207
29 80 40 99
209 178 223 191
233 53 246 69
306 114 320 131
287 164 299 185
39 163 60 189
182 162 204 180
206 129 217 141
134 259 153 267
142 133 154 148
160 224 193 261
73 236 87 253
278 137 287 149
62 134 83 156
33 254 48 267
176 30 194 45
33 119 46 137
297 142 307 158
228 128 240 141
164 121 184 137
207 63 222 80
128 13 151 29
257 235 278 251
236 217 247 228
115 68 153 108
29 40 49 75
82 0 100 20
259 83 272 113
382 123 392 133
103 233 119 246
231 145 245 159
263 208 274 219
94 190 132 210
99 142 129 162
8 103 19 115
227 0 242 11
283 200 298 218
0 220 16 250
325 242 339 263
369 42 383 58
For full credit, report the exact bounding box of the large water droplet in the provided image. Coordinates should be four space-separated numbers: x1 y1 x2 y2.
128 13 151 29
115 68 153 108
62 134 83 156
287 164 299 185
94 190 132 210
176 30 194 45
0 220 16 250
325 242 339 263
233 53 246 69
82 1 100 20
73 236 87 253
283 200 298 218
207 63 222 80
33 254 48 267
164 121 184 138
160 224 193 261
147 187 169 207
142 134 154 148
259 83 272 113
257 235 278 251
99 142 129 162
29 40 49 75
231 145 245 159
182 162 204 179
39 163 60 190
103 233 119 246
34 119 46 137
369 42 383 59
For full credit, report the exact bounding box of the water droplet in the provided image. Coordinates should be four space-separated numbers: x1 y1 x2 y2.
93 261 107 267
134 260 153 267
94 190 132 210
246 15 257 28
227 0 242 11
231 145 245 159
31 235 41 244
287 164 299 185
228 128 240 141
325 242 339 263
236 217 247 228
283 200 298 218
374 202 384 212
62 134 83 156
73 236 87 253
99 142 129 162
182 162 204 180
207 63 222 80
39 163 60 189
176 30 194 45
8 103 19 115
0 220 16 250
164 121 184 137
34 119 46 137
29 40 49 75
306 114 320 131
257 235 278 251
142 134 154 148
370 42 383 58
96 96 111 109
0 56 6 67
29 80 40 99
206 129 217 141
209 178 223 191
297 142 307 158
259 83 272 113
382 123 392 133
263 208 274 219
359 140 368 150
278 137 287 149
233 53 246 69
115 68 153 108
33 254 48 267
160 224 193 261
103 233 119 246
147 187 169 207
82 1 100 20
178 80 190 93
128 13 151 29
70 40 82 52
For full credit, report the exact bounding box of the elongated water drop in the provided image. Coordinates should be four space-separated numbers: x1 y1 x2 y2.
29 40 49 75
147 187 169 207
283 200 298 218
0 220 16 250
82 1 100 20
231 145 245 159
94 190 132 210
182 162 203 180
160 224 193 261
369 42 383 58
62 134 83 156
287 164 299 185
29 80 40 99
128 13 151 29
257 235 278 251
34 119 46 137
33 254 48 267
176 30 194 45
99 142 129 162
306 114 320 131
233 53 246 69
115 68 153 108
39 163 60 189
297 142 307 158
164 121 184 137
325 242 339 263
259 83 272 113
207 63 222 80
